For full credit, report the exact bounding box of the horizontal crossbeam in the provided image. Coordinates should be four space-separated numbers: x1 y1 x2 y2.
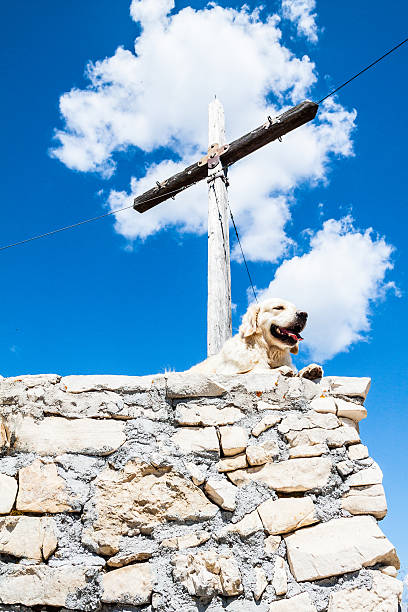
134 100 318 213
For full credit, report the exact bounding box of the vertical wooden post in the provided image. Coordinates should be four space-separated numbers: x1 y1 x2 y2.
207 98 232 356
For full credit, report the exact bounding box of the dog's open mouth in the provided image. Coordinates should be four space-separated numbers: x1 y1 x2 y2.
270 324 304 344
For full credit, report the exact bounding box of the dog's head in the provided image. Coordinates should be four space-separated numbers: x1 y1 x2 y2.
239 298 307 355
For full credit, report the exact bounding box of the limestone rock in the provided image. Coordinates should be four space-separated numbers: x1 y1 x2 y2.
285 516 399 582
346 462 383 487
257 496 318 535
278 411 339 434
227 457 331 492
176 403 243 426
222 510 263 538
348 444 369 460
83 460 218 555
247 445 269 466
166 373 226 398
43 389 131 420
0 516 57 561
254 566 268 601
218 453 247 472
17 459 75 513
252 414 282 437
328 570 403 611
336 460 354 477
236 371 281 393
264 535 281 554
285 376 320 400
205 477 237 511
323 376 371 399
0 473 17 514
341 484 387 519
173 426 219 454
107 544 155 567
101 563 153 605
172 548 243 598
161 530 211 550
269 593 317 611
61 373 163 393
247 441 279 466
381 565 398 577
285 423 360 448
309 396 337 414
272 557 287 596
289 444 327 458
219 555 245 596
12 415 126 456
0 565 91 608
335 397 367 422
186 461 207 485
219 426 248 456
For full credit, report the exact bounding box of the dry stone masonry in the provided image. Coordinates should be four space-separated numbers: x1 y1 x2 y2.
0 369 402 611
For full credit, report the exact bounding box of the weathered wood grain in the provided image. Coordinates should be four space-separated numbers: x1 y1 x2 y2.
134 100 318 213
207 99 232 356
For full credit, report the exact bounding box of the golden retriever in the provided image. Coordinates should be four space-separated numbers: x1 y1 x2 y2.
190 298 323 379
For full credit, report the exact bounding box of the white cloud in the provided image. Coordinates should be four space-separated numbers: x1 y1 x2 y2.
258 217 396 362
130 0 174 25
51 2 320 176
281 0 318 42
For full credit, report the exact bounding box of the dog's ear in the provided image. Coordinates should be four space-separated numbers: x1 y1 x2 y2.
239 304 260 338
290 344 299 355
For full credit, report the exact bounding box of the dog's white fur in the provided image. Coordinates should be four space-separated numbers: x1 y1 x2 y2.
190 298 308 376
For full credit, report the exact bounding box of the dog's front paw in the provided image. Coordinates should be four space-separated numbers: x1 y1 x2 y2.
298 363 324 380
276 365 295 377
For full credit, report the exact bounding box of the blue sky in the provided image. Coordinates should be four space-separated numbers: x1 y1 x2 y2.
1 0 407 573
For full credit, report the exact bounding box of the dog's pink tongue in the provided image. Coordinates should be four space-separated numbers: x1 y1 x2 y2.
284 329 303 341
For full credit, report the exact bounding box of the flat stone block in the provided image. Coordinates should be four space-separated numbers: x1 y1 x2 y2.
218 453 247 472
102 563 153 605
328 570 403 611
12 416 126 456
173 426 219 454
222 510 263 538
61 374 163 393
323 376 371 399
205 477 237 511
257 496 318 535
348 444 369 460
0 516 57 561
176 403 244 426
0 473 17 514
269 593 317 611
335 397 367 422
0 565 93 608
166 373 226 398
285 516 399 582
342 484 387 519
228 457 332 493
347 462 383 487
17 459 75 513
219 426 248 456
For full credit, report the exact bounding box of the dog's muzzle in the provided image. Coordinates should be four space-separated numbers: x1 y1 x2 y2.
270 311 307 345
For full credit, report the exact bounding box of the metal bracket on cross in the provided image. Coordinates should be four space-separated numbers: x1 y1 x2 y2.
198 143 230 169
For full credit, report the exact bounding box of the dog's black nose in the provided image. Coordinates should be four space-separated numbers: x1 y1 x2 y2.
296 311 308 323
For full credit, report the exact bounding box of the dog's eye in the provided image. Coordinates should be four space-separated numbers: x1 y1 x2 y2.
274 306 284 311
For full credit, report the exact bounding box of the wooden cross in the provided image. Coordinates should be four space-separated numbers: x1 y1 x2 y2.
134 99 318 356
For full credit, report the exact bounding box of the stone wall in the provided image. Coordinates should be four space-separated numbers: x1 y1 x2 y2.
0 369 402 611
